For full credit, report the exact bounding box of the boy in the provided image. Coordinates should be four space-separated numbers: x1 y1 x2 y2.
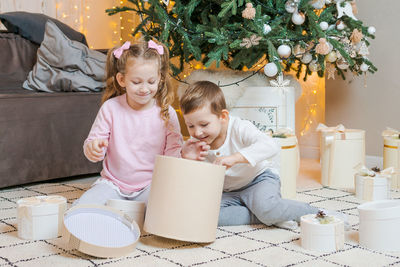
180 81 343 229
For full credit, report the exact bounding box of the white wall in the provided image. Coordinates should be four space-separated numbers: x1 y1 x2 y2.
325 0 400 157
0 0 121 49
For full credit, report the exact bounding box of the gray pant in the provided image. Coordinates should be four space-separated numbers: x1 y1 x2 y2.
73 182 151 206
218 170 319 226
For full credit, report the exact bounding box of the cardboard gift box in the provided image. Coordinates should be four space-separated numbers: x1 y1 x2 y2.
17 195 67 240
318 124 365 189
354 165 393 202
272 131 299 199
144 155 226 243
382 128 400 189
358 200 400 251
62 204 140 258
300 213 344 252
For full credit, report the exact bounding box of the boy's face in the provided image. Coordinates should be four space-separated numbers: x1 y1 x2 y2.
183 104 228 149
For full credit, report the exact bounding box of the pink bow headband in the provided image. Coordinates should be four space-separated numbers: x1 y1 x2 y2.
148 40 164 55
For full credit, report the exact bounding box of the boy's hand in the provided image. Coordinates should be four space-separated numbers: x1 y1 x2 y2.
213 153 248 169
181 139 210 161
84 139 108 162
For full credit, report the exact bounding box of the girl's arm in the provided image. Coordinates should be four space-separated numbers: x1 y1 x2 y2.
163 107 184 158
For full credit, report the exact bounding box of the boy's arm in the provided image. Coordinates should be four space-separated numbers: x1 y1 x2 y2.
234 119 279 167
163 107 184 158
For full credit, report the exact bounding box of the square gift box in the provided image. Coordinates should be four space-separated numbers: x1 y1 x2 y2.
383 129 400 189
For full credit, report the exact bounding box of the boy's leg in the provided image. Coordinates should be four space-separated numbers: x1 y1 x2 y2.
218 192 261 226
240 170 319 226
72 182 123 207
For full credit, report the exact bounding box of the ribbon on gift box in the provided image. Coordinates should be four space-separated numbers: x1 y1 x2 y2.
317 123 347 186
335 222 345 250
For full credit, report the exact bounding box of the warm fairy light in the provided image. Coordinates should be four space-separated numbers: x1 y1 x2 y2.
62 13 67 18
87 16 90 19
114 31 118 34
121 26 124 30
74 5 78 9
313 90 317 94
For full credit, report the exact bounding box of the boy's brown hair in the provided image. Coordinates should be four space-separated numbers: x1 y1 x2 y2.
180 81 227 115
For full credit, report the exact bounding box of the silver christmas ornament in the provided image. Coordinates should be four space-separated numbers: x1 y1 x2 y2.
368 26 376 35
277 44 291 58
301 53 312 64
292 12 305 25
320 21 329 31
264 63 279 77
360 63 369 72
285 0 297 13
263 24 272 34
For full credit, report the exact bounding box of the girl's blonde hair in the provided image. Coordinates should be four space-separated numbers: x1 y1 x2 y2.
102 39 173 124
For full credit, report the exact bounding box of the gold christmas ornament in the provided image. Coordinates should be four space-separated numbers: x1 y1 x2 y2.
240 34 262 48
293 44 306 58
242 3 256 20
315 38 330 55
350 29 363 44
326 51 337 63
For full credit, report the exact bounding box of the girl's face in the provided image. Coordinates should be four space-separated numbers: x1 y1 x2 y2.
116 58 160 110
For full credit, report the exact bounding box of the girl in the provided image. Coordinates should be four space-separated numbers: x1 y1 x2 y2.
75 39 207 206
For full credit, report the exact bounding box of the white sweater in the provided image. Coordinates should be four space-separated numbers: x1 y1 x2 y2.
205 116 280 192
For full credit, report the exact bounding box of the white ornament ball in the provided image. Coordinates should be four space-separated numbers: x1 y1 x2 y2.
263 24 272 34
309 60 320 72
336 58 349 70
325 0 332 3
277 44 291 58
292 12 305 25
301 53 312 64
311 0 325 9
336 21 345 30
326 51 337 62
320 21 329 31
368 26 376 35
360 63 369 72
264 63 278 77
285 0 297 13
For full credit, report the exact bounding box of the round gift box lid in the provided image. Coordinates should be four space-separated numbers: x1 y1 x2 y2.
355 175 390 186
384 136 400 147
358 200 400 221
301 214 343 235
63 204 140 258
321 129 365 140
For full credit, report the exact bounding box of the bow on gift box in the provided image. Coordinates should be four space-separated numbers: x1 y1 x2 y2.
354 163 396 178
382 127 400 139
317 123 346 144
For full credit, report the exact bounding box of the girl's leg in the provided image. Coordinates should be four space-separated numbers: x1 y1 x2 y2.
240 170 318 226
72 182 123 206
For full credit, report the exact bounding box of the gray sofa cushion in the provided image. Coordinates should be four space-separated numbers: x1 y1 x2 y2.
23 20 106 92
0 11 88 46
0 32 39 91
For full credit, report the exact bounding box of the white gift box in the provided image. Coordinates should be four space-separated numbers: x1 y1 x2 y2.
275 135 299 199
383 135 400 189
355 174 391 202
17 195 67 240
144 155 225 243
300 214 344 252
318 125 365 189
106 199 145 231
62 204 140 258
358 200 400 251
230 86 295 132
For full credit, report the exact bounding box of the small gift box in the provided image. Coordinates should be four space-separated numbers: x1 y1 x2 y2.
317 123 365 189
382 128 400 189
106 199 145 231
270 128 299 199
300 211 344 252
354 164 393 201
358 200 400 251
17 195 67 240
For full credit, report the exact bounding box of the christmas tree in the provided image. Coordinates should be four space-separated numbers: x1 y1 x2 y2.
106 0 376 80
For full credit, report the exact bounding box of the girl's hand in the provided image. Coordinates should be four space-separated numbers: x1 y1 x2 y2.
84 139 108 162
181 139 210 161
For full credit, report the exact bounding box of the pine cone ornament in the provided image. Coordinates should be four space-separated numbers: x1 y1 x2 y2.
315 38 330 55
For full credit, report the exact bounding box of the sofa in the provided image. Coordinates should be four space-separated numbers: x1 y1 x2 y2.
0 14 104 188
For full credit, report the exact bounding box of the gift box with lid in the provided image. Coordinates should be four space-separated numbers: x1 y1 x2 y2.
382 128 400 189
271 129 299 199
17 195 67 240
354 164 393 202
318 124 365 189
300 212 344 252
